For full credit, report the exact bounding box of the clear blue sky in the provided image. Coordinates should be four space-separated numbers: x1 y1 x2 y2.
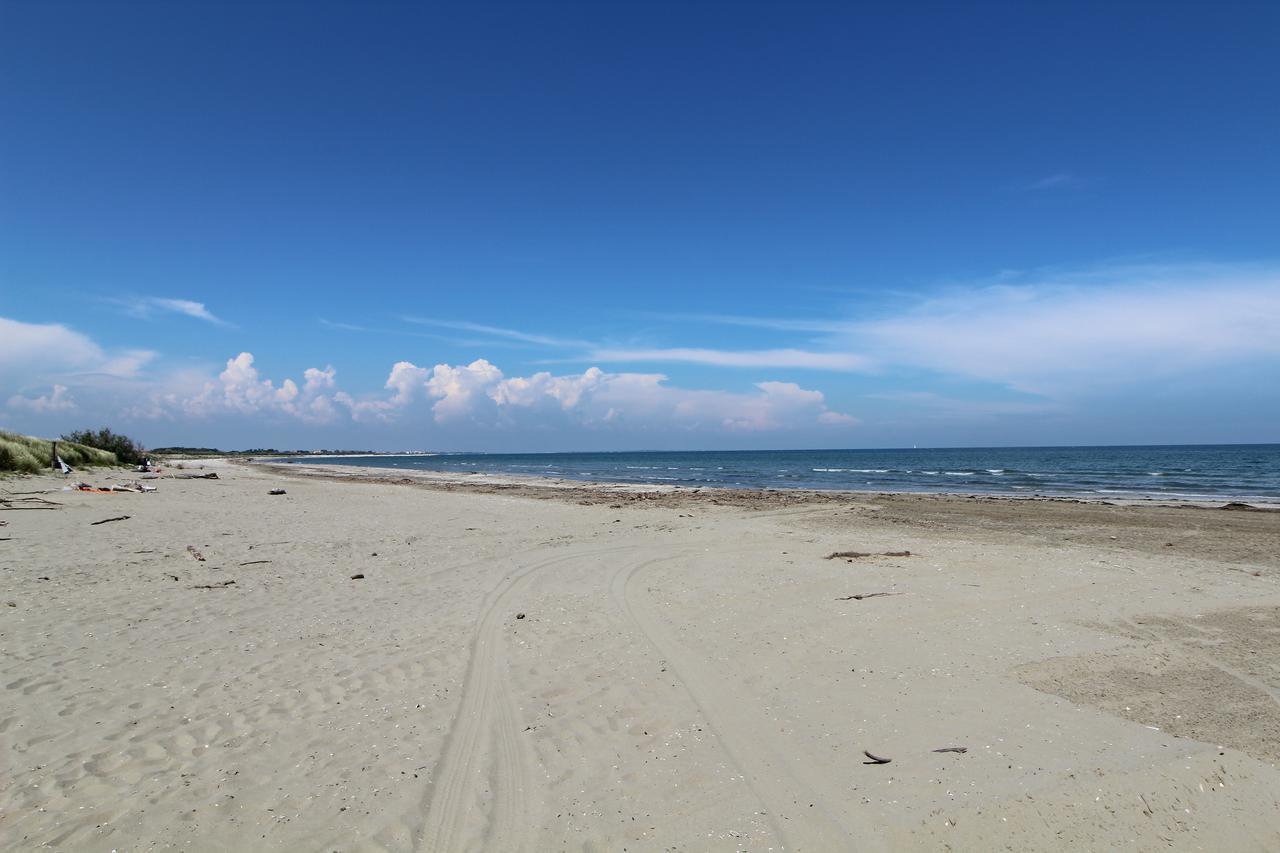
2 1 1277 450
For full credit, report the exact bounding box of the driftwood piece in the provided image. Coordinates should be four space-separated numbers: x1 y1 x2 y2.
825 550 913 560
193 579 236 589
186 545 206 561
1 496 63 510
863 750 892 765
90 515 131 525
238 560 271 566
834 592 902 601
932 746 968 754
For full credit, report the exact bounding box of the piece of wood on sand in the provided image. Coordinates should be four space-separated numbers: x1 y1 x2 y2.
0 496 63 510
825 549 913 559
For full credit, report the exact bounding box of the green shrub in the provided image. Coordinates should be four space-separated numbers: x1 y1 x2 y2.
61 427 145 466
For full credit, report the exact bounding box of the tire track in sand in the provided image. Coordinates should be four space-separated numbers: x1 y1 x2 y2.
417 544 636 853
611 551 882 852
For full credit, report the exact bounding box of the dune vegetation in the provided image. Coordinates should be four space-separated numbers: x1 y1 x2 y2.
61 427 146 466
0 429 119 474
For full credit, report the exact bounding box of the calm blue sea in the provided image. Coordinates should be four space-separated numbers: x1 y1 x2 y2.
277 445 1280 503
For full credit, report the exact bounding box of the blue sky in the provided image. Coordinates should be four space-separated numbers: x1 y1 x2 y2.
2 1 1278 451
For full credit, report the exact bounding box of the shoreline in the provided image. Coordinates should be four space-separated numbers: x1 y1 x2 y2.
252 457 1280 510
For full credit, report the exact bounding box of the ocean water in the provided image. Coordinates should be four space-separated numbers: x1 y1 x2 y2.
278 445 1280 503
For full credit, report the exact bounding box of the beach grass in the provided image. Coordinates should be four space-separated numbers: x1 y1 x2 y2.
0 429 119 474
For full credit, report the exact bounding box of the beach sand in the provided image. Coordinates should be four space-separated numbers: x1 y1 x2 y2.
3 461 1279 851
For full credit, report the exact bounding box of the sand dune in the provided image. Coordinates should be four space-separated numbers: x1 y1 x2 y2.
3 462 1278 850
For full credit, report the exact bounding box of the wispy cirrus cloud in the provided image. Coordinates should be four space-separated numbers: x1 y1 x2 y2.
665 261 1280 399
849 262 1280 394
586 347 873 371
113 296 233 326
402 317 593 348
1017 172 1084 192
648 312 851 334
321 317 534 349
402 317 870 372
318 318 371 333
689 261 1280 397
391 262 1280 402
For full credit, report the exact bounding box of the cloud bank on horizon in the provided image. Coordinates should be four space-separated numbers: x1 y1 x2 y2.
3 262 1277 450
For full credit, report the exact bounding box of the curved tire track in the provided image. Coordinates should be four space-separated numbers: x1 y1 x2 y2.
611 550 880 852
417 544 638 853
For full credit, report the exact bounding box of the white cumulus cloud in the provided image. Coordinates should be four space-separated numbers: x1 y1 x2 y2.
426 359 504 423
327 359 855 433
183 353 342 424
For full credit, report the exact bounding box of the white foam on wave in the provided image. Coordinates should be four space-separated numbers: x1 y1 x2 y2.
944 471 976 476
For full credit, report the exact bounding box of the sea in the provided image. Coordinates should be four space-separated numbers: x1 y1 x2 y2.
273 444 1280 504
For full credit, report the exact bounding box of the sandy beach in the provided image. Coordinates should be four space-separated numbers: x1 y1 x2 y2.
3 460 1279 852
